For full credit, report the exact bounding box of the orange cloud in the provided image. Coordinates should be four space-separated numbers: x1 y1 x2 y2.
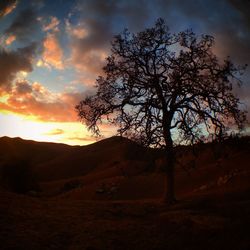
66 136 98 142
43 16 60 32
44 128 64 135
72 49 106 74
42 33 64 70
0 80 83 122
0 0 17 17
5 35 16 45
66 20 107 85
66 19 88 39
70 48 107 86
0 79 118 144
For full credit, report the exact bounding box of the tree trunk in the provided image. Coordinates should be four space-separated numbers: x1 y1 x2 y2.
164 147 176 204
162 123 176 204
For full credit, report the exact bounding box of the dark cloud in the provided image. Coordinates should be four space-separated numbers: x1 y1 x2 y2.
4 8 41 42
0 43 37 91
15 80 33 94
222 0 250 64
70 0 250 69
74 0 151 48
157 0 250 116
155 0 250 65
0 0 17 17
68 0 150 83
71 0 250 117
228 0 250 28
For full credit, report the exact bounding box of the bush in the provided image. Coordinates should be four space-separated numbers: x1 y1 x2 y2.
60 179 83 193
1 159 40 194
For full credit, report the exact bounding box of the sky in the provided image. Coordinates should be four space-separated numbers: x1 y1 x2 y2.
0 0 249 145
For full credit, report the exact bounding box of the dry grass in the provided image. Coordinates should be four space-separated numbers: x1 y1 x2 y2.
0 136 250 249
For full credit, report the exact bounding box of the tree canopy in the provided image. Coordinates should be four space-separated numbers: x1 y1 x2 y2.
76 18 246 148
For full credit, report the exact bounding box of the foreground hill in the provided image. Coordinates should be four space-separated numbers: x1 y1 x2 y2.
0 136 160 194
0 135 249 200
0 136 250 249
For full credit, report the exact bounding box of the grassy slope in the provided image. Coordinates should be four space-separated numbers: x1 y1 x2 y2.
0 136 250 249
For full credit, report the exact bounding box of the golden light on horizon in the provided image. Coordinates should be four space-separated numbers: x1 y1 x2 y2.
0 112 96 146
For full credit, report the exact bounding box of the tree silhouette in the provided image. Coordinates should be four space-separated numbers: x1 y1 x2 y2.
76 19 246 203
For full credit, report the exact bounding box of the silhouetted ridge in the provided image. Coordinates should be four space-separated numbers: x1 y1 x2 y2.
0 136 72 175
33 136 156 182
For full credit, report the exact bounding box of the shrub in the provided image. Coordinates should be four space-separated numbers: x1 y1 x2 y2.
1 159 40 194
60 179 83 193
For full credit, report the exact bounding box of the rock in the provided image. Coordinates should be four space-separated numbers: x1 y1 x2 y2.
27 190 38 197
199 185 208 191
217 173 234 186
96 188 105 194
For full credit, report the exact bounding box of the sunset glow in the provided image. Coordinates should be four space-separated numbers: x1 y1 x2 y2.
0 112 96 145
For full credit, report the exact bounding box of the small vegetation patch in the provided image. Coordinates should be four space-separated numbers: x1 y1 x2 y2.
60 179 83 193
1 159 40 194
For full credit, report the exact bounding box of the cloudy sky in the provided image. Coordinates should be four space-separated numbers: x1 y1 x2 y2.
0 0 249 145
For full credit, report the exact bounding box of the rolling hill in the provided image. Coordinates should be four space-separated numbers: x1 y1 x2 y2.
0 135 250 249
0 135 249 200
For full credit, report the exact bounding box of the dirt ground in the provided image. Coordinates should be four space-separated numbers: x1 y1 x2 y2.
0 188 249 250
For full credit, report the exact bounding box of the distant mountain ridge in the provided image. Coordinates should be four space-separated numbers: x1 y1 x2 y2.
0 136 72 165
0 136 158 182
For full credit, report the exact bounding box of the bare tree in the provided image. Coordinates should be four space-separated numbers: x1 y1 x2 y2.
76 19 246 204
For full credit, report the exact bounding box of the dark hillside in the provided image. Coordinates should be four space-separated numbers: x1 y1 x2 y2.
34 136 158 182
0 136 250 249
0 136 72 166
